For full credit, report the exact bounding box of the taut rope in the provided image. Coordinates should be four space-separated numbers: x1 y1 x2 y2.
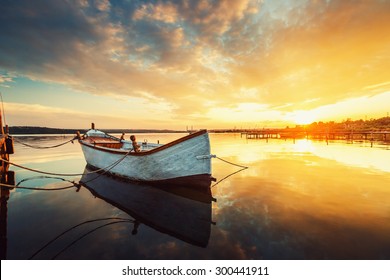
211 156 249 188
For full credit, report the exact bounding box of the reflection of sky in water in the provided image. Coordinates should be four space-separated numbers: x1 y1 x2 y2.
290 139 390 173
3 134 390 259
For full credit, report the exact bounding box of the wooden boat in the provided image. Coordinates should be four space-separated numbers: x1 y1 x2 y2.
80 167 215 247
77 124 214 185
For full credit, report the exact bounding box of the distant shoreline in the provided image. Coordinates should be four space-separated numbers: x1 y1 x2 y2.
5 116 390 135
6 126 186 135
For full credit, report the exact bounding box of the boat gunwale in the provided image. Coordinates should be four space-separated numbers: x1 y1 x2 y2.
79 129 209 156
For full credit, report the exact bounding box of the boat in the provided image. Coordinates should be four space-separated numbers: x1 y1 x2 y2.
80 166 215 247
77 124 214 185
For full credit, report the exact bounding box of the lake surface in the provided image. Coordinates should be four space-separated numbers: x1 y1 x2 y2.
2 133 390 260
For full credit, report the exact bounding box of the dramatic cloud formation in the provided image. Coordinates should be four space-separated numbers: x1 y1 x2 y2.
0 0 389 128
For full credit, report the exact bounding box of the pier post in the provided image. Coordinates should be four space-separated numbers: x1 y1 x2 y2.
0 186 9 260
370 131 374 148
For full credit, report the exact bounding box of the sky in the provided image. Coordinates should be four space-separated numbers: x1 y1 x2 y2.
0 0 389 130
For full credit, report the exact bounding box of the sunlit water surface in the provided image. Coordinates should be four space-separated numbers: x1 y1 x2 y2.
2 133 390 259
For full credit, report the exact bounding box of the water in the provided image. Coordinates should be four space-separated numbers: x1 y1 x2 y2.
2 133 390 259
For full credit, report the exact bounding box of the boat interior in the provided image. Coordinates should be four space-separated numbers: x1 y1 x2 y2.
86 137 124 149
83 136 162 152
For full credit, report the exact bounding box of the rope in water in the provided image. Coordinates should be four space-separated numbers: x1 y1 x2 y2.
0 182 78 191
51 220 133 259
15 175 73 186
211 167 247 188
0 149 248 190
29 217 134 259
0 149 132 177
0 176 80 191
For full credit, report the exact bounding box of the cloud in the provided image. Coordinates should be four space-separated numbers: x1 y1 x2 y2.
0 0 389 126
222 0 390 107
4 99 181 129
133 1 179 23
0 73 14 87
0 0 101 67
183 0 259 35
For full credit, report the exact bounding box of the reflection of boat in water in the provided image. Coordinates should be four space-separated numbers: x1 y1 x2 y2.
80 167 215 248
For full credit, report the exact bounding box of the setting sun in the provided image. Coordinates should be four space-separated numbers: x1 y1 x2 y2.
288 110 318 125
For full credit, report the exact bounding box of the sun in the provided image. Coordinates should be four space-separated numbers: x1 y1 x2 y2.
289 110 317 125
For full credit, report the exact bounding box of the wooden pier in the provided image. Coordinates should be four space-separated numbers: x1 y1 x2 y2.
241 129 390 145
0 111 14 260
0 111 14 182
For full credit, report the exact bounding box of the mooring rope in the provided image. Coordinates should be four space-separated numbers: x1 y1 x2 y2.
51 220 134 260
0 182 78 191
16 175 75 187
211 167 247 188
29 217 134 259
215 156 249 169
13 137 77 149
0 176 80 191
0 158 87 176
0 149 132 177
211 156 249 188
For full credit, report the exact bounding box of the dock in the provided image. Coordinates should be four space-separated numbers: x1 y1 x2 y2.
1 110 14 260
241 128 390 145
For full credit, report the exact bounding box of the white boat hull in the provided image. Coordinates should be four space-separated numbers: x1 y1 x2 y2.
79 130 212 182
